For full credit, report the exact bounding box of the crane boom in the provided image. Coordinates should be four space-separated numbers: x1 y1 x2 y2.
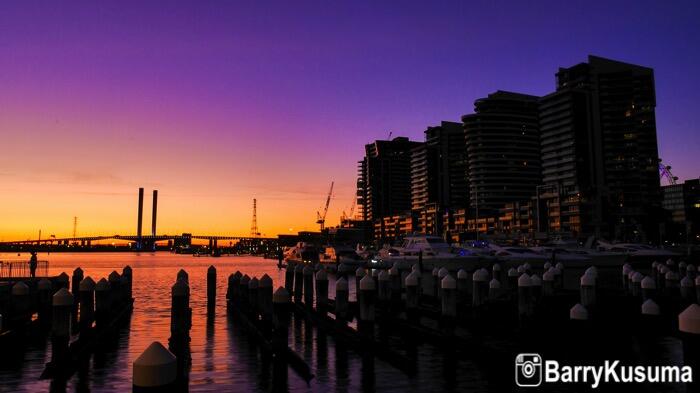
316 181 334 231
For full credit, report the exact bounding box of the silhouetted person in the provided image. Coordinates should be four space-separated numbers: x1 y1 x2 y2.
29 251 38 278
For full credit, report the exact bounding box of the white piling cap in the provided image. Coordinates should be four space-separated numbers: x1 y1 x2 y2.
651 261 658 269
295 264 304 272
438 267 449 278
659 265 669 274
585 266 598 277
473 269 489 282
336 277 348 291
552 266 562 276
523 263 532 271
517 265 525 274
457 269 467 279
666 258 675 266
681 276 694 288
360 274 375 290
679 261 687 268
411 264 419 272
53 288 74 306
679 304 700 335
96 278 110 291
665 271 679 281
431 267 439 276
273 287 290 303
315 269 328 281
622 264 632 275
80 276 96 291
249 278 259 289
632 272 644 283
580 273 596 287
12 281 29 295
492 263 502 271
378 270 389 281
507 268 518 277
172 279 189 296
441 274 456 289
641 276 656 289
518 273 532 287
555 262 564 270
389 265 399 276
405 271 418 286
627 270 636 280
570 303 588 320
489 278 501 289
133 341 177 388
542 269 555 281
687 264 696 272
355 267 366 277
38 279 52 290
544 262 552 270
530 274 542 286
641 299 660 316
260 274 273 287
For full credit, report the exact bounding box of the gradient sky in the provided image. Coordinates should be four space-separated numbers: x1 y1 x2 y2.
1 0 699 240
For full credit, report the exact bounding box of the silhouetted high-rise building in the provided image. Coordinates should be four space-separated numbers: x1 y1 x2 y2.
411 121 468 235
539 55 661 241
661 179 700 243
463 91 541 211
357 136 422 240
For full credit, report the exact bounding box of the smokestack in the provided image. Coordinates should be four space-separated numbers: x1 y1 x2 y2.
137 187 144 243
151 190 158 237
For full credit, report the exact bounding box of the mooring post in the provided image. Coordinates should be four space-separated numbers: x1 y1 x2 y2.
71 267 83 328
294 265 304 303
456 269 468 307
472 269 488 307
378 270 390 305
518 273 533 326
249 277 260 318
389 264 401 309
303 265 314 308
122 265 133 300
679 304 700 392
492 263 502 284
530 274 542 300
355 267 366 299
358 275 376 340
641 276 656 302
11 282 30 326
171 279 190 343
687 264 697 280
441 274 457 323
240 275 250 313
405 271 419 321
696 276 700 304
580 272 596 313
680 276 695 307
133 341 178 392
569 303 590 336
57 272 69 290
177 269 189 284
315 269 328 313
631 272 643 298
230 271 242 307
51 288 73 365
641 299 662 333
259 275 273 332
272 287 290 351
430 268 439 298
226 273 235 305
679 261 687 278
335 277 349 321
488 278 500 301
79 276 96 334
207 265 216 311
38 278 53 327
665 270 680 299
108 271 122 309
95 278 110 329
507 268 518 294
542 269 554 297
436 267 449 299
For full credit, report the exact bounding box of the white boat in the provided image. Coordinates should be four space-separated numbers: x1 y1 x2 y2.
487 244 549 267
375 235 485 271
284 242 319 264
596 241 679 260
319 245 366 266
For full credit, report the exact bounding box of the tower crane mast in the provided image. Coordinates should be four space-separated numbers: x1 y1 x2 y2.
316 181 334 231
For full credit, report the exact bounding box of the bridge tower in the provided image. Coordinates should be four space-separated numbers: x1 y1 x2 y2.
250 199 260 238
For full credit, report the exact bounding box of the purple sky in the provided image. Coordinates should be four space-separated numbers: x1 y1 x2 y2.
1 0 698 238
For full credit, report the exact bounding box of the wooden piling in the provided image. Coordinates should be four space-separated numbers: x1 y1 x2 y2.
249 277 260 317
355 267 366 297
358 275 376 340
378 270 390 304
122 265 133 300
294 265 304 303
518 273 533 325
641 276 656 301
303 265 314 308
207 265 216 311
38 279 52 327
285 264 294 294
272 287 290 352
678 304 700 392
95 278 110 329
389 265 401 308
335 277 349 321
580 272 596 310
51 288 73 365
405 271 419 321
78 276 96 334
472 269 488 307
437 268 449 299
542 269 554 296
57 272 69 289
108 271 122 309
488 279 500 301
71 267 84 329
680 276 695 306
441 274 457 320
11 282 30 326
315 270 328 313
507 268 518 292
259 274 274 326
170 279 190 342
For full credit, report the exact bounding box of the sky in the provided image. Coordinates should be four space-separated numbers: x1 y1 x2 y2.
1 0 699 241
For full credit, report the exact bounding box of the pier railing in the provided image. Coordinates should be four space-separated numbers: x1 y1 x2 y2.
0 260 49 278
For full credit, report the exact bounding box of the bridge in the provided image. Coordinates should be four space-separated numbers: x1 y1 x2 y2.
0 234 277 245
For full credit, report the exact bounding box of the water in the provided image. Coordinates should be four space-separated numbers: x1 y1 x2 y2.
0 252 493 392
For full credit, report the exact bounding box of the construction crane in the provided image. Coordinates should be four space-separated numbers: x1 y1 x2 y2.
316 181 334 231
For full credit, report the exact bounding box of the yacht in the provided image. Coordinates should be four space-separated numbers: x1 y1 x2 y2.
319 245 366 266
375 235 485 271
284 242 320 264
596 241 679 260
